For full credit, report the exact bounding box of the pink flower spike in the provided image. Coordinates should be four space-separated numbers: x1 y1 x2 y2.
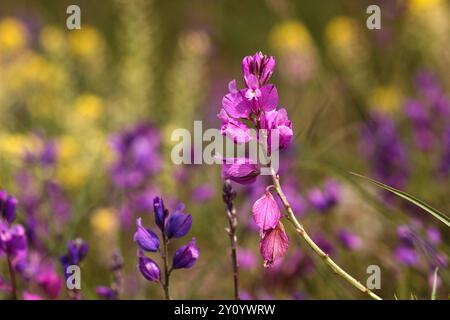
260 222 289 268
252 191 281 231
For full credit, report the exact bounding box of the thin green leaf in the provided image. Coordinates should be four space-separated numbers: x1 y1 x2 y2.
350 172 450 228
431 267 439 300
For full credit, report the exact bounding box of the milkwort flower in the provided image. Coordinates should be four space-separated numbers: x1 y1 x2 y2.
134 196 199 299
218 51 293 185
218 52 293 266
60 238 88 278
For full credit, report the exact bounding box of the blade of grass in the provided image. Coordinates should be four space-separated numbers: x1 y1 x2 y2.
431 267 439 300
350 172 450 228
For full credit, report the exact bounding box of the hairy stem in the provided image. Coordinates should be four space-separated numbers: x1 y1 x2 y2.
7 255 17 300
222 180 240 300
270 168 382 300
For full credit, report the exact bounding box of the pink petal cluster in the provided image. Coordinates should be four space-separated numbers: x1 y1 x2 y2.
218 52 293 185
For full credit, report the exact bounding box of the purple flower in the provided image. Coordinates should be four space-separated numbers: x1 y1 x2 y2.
307 180 340 212
394 246 419 266
237 248 257 270
172 238 200 269
0 191 17 224
440 127 450 175
35 263 63 299
313 233 334 256
165 204 192 239
360 113 409 189
0 223 27 257
252 191 281 231
134 218 160 252
60 238 88 276
96 286 118 300
192 184 215 202
222 157 260 185
426 227 442 245
260 222 289 268
138 254 160 282
338 229 362 250
110 123 162 189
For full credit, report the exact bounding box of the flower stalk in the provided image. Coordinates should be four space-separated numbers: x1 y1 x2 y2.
270 168 382 300
222 179 240 300
7 255 17 300
161 233 172 300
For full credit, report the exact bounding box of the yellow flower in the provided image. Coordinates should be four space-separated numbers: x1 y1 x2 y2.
91 208 119 235
408 0 443 14
68 26 104 59
0 18 27 52
325 16 358 47
58 136 79 161
73 94 104 122
368 86 403 114
57 161 88 189
0 134 32 158
39 26 66 53
269 20 312 51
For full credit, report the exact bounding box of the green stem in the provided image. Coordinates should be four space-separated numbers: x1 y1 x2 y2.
161 234 172 300
270 168 382 300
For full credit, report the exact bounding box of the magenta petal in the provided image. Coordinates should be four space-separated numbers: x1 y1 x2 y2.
252 192 281 231
259 222 289 268
258 85 278 112
222 158 260 185
222 91 251 119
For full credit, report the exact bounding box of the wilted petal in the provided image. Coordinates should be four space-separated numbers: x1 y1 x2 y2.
165 211 192 239
172 238 200 269
252 192 281 231
260 222 289 267
134 218 160 252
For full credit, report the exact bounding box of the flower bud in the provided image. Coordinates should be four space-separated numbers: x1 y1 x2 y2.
138 255 160 282
252 191 281 231
165 207 192 239
153 197 167 231
134 218 160 252
0 191 17 224
172 238 200 269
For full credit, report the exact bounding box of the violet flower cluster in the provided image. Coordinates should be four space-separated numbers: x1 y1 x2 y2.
218 52 293 267
110 123 162 229
360 112 410 189
0 191 26 268
134 197 199 296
